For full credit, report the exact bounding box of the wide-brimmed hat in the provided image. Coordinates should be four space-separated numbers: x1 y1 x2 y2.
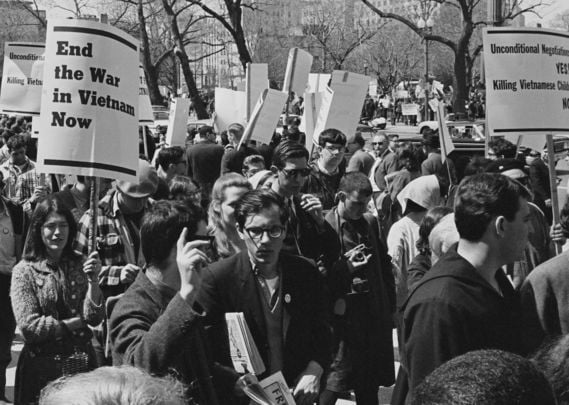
117 159 159 198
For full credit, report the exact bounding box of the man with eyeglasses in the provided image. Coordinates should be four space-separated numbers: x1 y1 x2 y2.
197 189 331 405
269 140 340 274
301 128 347 211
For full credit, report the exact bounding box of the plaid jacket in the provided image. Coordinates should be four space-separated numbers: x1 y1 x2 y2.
0 159 53 214
73 191 149 292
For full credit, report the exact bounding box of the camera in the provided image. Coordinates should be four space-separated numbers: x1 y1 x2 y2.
346 244 372 263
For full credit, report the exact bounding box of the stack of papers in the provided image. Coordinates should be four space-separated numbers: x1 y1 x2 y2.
225 312 265 375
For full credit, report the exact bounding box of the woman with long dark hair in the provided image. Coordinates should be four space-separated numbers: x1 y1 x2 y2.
10 196 103 404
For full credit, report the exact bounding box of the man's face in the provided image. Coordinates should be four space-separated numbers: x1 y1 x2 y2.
319 142 345 170
372 135 387 156
341 190 372 220
389 136 399 150
275 157 310 196
238 204 285 267
117 190 147 214
487 148 498 160
500 196 531 264
10 147 26 166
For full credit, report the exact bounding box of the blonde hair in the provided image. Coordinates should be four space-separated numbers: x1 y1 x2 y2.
39 366 185 405
208 173 251 257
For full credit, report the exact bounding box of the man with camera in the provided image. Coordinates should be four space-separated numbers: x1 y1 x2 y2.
109 200 241 404
322 172 396 404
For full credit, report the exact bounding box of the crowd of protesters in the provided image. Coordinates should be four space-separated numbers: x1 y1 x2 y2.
1 111 569 405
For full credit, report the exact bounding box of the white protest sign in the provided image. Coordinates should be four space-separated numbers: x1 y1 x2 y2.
165 97 191 147
483 27 569 135
429 98 439 112
214 87 246 132
239 88 287 147
282 48 313 95
307 73 330 93
0 42 45 115
37 19 139 182
312 86 334 144
301 91 323 150
246 63 268 120
138 65 153 123
31 115 41 138
437 102 455 162
369 81 378 97
402 103 419 116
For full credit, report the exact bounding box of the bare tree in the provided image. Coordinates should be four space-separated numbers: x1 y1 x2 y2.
550 8 569 31
187 0 255 71
361 0 544 115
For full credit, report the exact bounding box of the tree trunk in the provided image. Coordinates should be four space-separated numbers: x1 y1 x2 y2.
138 0 163 105
228 3 252 72
452 21 474 117
162 0 208 119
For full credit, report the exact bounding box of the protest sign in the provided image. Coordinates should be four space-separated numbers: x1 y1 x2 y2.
483 27 569 135
138 64 153 123
437 101 455 163
37 19 139 182
402 103 419 116
300 91 323 150
0 42 45 115
429 98 439 113
246 63 268 120
312 86 334 144
312 71 368 143
214 87 246 132
307 73 330 93
369 81 378 97
165 97 191 147
239 88 287 147
282 48 313 95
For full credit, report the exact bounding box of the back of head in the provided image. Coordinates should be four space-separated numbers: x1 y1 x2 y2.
416 206 453 256
338 172 372 196
271 140 309 169
39 365 185 405
489 137 517 159
141 200 205 267
6 133 26 152
428 213 459 263
318 128 347 147
454 173 530 241
532 334 569 405
422 129 440 150
412 349 555 405
157 146 185 171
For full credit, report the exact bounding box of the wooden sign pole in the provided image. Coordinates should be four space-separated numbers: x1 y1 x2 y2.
546 134 562 255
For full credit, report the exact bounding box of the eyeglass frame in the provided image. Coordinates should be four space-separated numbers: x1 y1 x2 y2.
244 225 286 241
279 167 311 178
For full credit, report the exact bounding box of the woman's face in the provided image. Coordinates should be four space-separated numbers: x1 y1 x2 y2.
220 186 249 229
41 213 69 257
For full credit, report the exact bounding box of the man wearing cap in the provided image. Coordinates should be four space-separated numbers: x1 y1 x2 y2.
74 159 159 299
346 132 375 176
186 125 224 205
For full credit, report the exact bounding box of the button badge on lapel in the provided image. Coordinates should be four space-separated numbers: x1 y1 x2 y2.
284 293 291 304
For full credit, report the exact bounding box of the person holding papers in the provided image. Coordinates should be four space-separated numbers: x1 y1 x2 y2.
197 189 332 405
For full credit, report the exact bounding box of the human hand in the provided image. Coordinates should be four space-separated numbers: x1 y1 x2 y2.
29 185 48 203
293 361 323 405
119 263 141 284
83 252 101 284
550 223 566 245
176 227 209 302
300 194 324 225
545 199 552 208
344 245 372 271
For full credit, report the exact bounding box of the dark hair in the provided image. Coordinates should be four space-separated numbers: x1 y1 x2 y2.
463 156 492 177
23 196 78 261
489 137 516 159
454 173 531 241
318 128 346 147
1 129 14 144
198 125 214 138
156 147 185 171
234 189 288 230
168 175 200 203
141 200 206 266
338 172 372 196
271 141 309 170
6 133 26 152
416 206 454 256
396 148 421 172
422 130 440 149
532 334 569 404
243 155 265 172
413 350 555 405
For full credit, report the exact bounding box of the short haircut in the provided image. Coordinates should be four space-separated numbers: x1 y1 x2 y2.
489 137 517 159
39 365 185 405
234 189 288 230
389 134 400 141
243 154 266 171
24 196 78 261
140 200 206 266
1 128 14 143
338 172 372 196
318 128 347 147
198 125 214 138
463 156 492 177
227 123 244 141
6 133 26 152
532 334 569 404
454 173 531 241
271 140 309 169
422 130 440 149
156 146 185 171
168 175 200 202
412 350 555 405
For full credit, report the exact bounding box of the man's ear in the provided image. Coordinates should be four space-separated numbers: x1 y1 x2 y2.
337 191 347 203
270 165 278 175
494 216 506 237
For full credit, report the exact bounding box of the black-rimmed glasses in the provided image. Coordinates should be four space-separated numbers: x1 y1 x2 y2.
280 168 311 178
245 226 285 240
